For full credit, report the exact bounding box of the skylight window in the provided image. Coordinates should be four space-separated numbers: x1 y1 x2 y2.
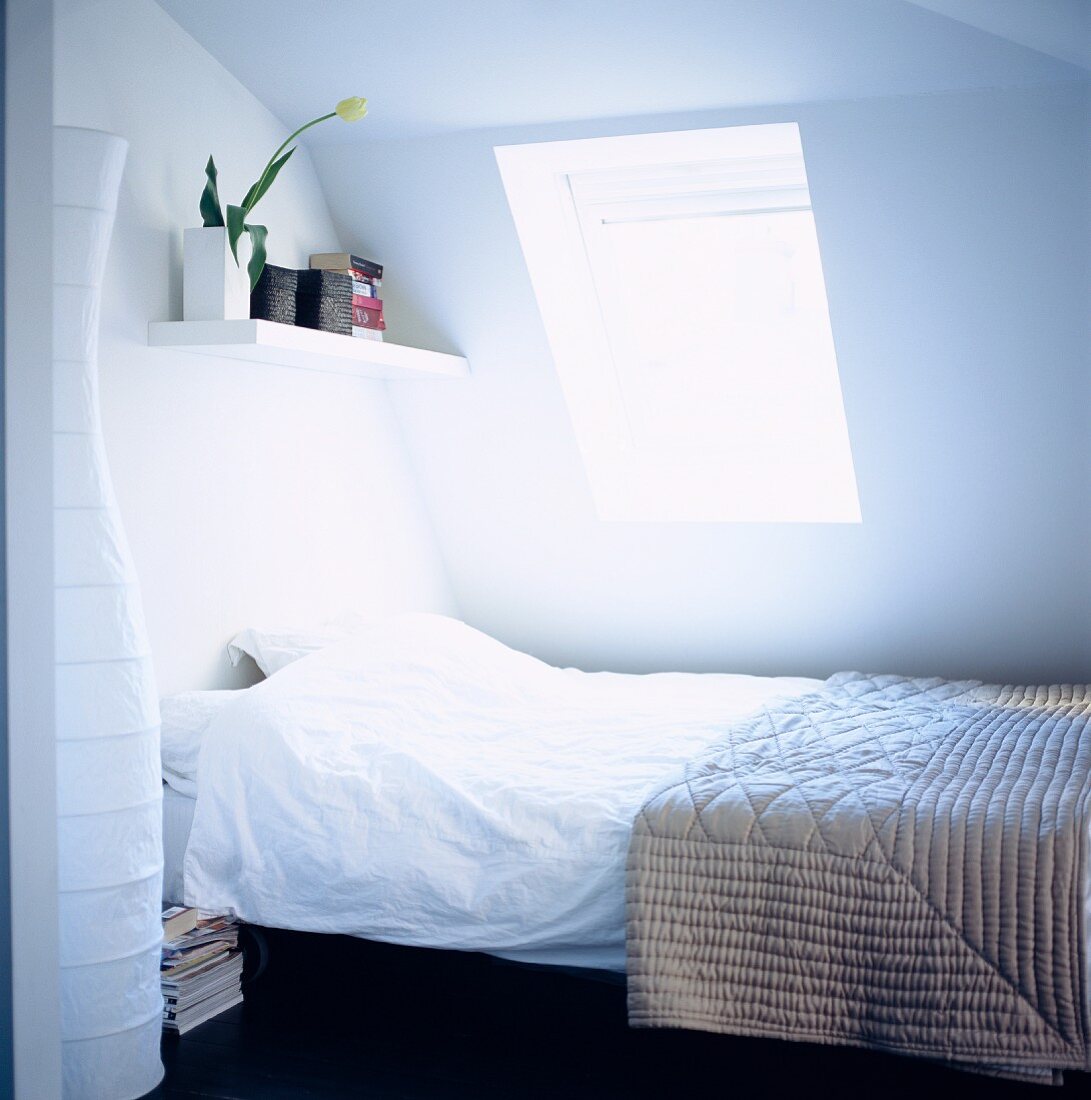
496 124 860 523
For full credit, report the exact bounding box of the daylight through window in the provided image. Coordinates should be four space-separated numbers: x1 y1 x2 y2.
496 124 861 522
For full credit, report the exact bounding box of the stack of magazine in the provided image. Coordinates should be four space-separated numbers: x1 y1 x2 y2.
161 907 243 1035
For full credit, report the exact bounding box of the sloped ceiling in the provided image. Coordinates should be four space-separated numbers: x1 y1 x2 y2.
905 0 1091 71
154 0 1083 141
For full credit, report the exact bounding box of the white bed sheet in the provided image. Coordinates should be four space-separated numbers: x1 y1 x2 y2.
182 614 821 971
162 781 195 907
162 777 626 970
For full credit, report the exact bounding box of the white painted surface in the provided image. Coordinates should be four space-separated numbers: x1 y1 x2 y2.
6 1 62 1096
906 0 1091 71
153 0 1082 141
148 320 469 379
53 126 163 1100
54 0 457 693
314 79 1091 685
181 227 251 321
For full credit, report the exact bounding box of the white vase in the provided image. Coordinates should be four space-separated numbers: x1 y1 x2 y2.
182 225 251 320
54 126 165 1099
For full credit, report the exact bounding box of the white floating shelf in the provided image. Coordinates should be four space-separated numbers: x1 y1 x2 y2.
147 319 469 380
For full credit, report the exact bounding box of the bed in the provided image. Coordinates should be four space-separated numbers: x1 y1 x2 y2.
162 612 1091 1081
162 612 820 972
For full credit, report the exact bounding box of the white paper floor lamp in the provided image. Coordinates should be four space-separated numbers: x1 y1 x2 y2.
53 126 165 1099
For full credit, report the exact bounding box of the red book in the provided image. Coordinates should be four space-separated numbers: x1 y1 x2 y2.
352 298 385 330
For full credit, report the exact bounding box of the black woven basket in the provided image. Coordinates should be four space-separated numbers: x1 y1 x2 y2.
297 269 352 301
296 294 351 335
296 270 352 335
250 265 299 325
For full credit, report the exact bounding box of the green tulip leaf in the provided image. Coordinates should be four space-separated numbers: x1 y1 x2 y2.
199 155 225 227
242 147 296 215
245 223 268 292
225 204 247 265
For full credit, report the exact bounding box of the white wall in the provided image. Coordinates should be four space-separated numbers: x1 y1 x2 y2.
54 0 457 693
314 79 1091 684
6 1 62 1094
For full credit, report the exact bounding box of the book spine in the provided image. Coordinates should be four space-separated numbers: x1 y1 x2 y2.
349 256 383 279
351 326 383 341
317 267 381 287
310 255 383 280
347 269 381 287
351 280 376 298
351 302 385 329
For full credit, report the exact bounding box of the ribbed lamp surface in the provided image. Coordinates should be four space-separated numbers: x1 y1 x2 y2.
54 126 165 1099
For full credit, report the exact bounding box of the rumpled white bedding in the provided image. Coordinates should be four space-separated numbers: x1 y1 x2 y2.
183 614 820 969
160 690 237 798
162 782 196 906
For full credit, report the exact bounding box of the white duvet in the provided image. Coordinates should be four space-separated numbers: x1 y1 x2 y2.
184 614 821 970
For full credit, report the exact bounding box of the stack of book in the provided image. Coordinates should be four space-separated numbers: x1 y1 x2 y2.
161 907 243 1035
310 252 385 341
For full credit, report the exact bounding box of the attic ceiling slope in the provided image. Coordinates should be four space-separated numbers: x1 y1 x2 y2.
154 0 1082 142
904 0 1091 72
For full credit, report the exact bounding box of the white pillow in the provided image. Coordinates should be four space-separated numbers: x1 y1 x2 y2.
227 613 371 677
160 690 238 797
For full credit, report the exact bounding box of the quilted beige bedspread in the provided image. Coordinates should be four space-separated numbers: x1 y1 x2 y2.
626 674 1091 1082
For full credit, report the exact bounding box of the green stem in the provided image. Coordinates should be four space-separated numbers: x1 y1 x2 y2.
267 112 335 172
246 111 336 214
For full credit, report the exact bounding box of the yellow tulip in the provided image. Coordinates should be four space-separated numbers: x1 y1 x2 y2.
336 97 368 123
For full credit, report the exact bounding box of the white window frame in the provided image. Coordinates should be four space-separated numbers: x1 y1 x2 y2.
495 123 861 523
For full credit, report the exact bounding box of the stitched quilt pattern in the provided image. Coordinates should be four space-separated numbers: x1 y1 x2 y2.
626 674 1091 1080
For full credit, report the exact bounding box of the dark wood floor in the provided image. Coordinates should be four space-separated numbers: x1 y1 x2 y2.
150 928 1089 1098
